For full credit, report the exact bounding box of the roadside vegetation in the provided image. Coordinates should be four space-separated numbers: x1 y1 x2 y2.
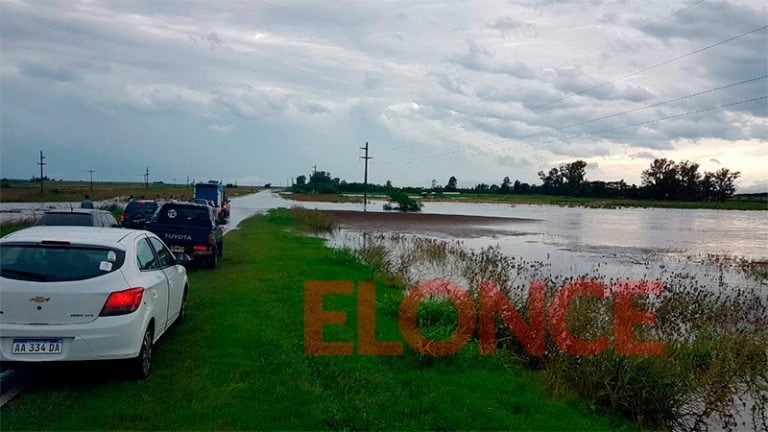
348 233 768 431
0 179 258 202
0 217 36 237
1 209 633 431
284 158 766 211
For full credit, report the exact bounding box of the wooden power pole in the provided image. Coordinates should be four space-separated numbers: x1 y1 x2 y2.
360 142 371 212
37 150 46 194
87 170 95 193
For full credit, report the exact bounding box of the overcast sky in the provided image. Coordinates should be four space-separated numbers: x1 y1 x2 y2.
1 0 766 191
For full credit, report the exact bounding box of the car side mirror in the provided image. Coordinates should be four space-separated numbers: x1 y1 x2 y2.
175 253 191 266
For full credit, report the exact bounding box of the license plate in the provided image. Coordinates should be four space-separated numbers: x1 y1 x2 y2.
170 246 185 253
12 338 63 354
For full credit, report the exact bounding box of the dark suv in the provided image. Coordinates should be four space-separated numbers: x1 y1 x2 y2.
146 202 224 268
35 209 119 227
121 200 159 229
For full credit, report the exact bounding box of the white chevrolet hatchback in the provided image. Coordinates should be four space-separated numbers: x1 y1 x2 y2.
0 226 189 378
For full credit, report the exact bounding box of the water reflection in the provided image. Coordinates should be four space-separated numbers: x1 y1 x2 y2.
225 191 766 290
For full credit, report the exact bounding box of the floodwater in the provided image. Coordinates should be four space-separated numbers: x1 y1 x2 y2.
227 191 767 290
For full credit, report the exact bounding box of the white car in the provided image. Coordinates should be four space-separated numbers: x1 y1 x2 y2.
0 226 189 378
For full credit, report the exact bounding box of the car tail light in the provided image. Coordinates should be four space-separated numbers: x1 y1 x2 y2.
120 214 125 222
208 233 216 246
100 287 144 316
193 245 208 251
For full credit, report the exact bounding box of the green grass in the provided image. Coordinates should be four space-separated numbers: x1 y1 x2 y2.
0 209 635 430
0 218 35 237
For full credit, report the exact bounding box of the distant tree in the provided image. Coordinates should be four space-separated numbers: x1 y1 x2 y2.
446 176 458 192
499 176 511 194
309 171 332 185
263 183 271 188
431 179 438 189
709 168 740 201
641 158 678 199
296 175 306 186
700 172 715 200
675 160 701 199
474 183 490 193
561 160 587 194
512 179 531 194
385 180 393 189
538 167 564 195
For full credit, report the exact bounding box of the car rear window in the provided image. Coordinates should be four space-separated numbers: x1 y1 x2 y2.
0 244 126 282
156 205 211 227
124 201 158 216
36 213 93 226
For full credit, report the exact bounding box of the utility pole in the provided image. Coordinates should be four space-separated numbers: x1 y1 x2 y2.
37 150 46 194
312 164 317 176
143 167 150 190
360 141 371 212
86 170 95 193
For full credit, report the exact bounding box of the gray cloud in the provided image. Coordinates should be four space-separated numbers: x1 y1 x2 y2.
0 0 766 189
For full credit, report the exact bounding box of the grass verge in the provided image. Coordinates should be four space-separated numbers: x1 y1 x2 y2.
0 209 633 430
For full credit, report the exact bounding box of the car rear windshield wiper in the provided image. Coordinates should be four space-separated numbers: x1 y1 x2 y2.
0 268 50 281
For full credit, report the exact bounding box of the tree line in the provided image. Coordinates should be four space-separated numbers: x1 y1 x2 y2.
291 158 742 202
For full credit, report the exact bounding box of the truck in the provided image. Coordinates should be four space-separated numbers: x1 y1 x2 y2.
194 181 229 224
146 202 224 268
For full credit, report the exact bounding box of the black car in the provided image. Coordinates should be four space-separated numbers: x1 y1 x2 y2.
146 202 224 268
121 200 160 229
35 209 119 227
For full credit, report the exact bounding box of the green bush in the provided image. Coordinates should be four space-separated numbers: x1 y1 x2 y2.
385 190 423 212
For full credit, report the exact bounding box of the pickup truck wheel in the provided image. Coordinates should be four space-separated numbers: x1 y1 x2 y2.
207 250 218 269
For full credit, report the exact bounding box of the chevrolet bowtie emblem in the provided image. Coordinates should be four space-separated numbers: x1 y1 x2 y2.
30 296 50 303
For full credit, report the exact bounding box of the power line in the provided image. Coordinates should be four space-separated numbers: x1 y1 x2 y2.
330 1 711 178
550 0 707 70
378 23 768 155
378 75 768 164
385 95 768 166
377 0 708 154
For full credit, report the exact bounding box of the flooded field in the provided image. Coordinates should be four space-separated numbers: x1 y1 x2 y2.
225 191 768 290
